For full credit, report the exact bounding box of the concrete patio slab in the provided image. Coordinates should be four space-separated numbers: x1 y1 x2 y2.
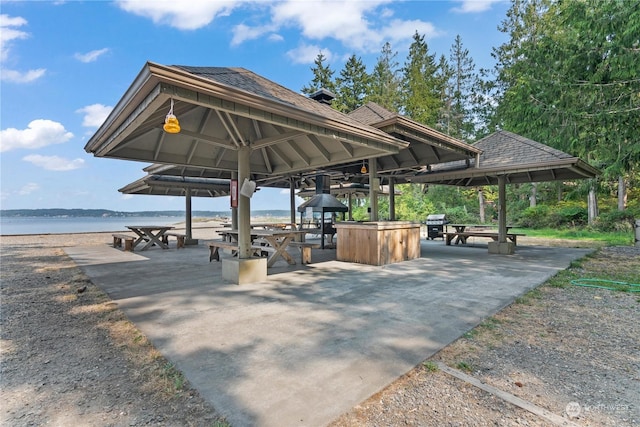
65 240 592 426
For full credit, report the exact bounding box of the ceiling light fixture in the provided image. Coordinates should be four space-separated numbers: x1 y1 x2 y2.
360 160 367 174
163 99 181 134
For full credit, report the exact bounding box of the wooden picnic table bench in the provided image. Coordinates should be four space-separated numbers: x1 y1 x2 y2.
112 233 135 251
288 241 321 264
161 232 186 249
443 231 526 246
208 241 273 262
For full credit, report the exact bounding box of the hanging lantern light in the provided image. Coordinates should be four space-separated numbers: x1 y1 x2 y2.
360 160 367 174
163 99 181 134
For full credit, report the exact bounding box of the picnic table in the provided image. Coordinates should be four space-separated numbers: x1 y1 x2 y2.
217 229 306 267
126 225 174 251
221 222 296 233
444 224 524 246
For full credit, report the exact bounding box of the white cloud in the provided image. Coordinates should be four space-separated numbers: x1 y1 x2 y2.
0 119 74 152
451 0 503 13
231 23 276 46
76 104 113 127
74 48 110 63
380 19 440 49
1 68 46 83
115 0 240 30
18 182 40 195
114 1 441 57
0 14 29 61
272 1 385 51
22 154 85 171
0 14 47 83
122 194 134 200
286 44 332 65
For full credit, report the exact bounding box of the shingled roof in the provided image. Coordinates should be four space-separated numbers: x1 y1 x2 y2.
412 130 599 186
85 62 408 175
339 102 480 182
118 174 232 198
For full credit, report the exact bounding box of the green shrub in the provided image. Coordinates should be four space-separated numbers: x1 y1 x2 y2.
551 205 588 227
592 210 637 232
442 205 478 224
516 205 550 228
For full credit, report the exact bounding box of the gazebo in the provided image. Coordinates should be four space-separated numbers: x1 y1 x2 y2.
118 174 234 245
85 62 409 284
412 130 600 253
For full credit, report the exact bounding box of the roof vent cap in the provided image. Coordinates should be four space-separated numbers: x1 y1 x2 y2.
309 88 336 105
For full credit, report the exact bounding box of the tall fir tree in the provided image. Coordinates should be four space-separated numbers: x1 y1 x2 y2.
400 32 445 127
368 42 402 112
333 55 371 113
301 52 336 95
446 35 480 142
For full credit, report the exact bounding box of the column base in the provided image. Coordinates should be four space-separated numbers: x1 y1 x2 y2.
185 238 199 246
488 241 515 255
222 257 267 285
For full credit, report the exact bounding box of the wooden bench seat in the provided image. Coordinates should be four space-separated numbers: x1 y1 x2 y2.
208 241 272 262
162 232 186 249
443 231 526 246
112 233 135 251
288 241 321 264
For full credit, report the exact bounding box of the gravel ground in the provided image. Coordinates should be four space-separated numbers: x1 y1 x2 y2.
1 231 638 426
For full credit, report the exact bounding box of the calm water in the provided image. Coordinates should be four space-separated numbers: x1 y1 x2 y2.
0 216 184 236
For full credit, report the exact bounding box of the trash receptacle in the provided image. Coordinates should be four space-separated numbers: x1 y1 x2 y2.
635 219 640 247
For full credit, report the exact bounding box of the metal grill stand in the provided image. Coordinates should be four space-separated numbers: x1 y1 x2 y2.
425 214 448 240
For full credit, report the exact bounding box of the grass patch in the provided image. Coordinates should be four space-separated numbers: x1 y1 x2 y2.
511 227 633 246
422 361 439 372
456 361 473 372
515 288 543 304
547 270 577 289
161 362 186 393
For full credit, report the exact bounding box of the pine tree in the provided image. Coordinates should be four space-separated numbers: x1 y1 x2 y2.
401 32 445 127
334 55 370 113
301 52 336 95
368 42 402 112
446 35 479 142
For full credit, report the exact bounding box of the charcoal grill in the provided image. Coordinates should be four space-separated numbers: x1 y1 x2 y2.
425 214 448 240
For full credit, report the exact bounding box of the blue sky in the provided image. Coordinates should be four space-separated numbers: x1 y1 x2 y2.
0 0 509 213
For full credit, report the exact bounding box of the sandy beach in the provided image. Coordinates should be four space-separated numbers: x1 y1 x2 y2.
1 227 638 426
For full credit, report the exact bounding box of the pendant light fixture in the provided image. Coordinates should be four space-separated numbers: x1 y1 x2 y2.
163 99 181 134
360 159 367 174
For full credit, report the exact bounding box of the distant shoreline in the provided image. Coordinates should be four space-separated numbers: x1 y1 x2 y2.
0 208 290 219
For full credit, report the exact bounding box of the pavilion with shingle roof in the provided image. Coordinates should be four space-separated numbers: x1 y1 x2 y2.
413 130 599 186
411 130 600 253
85 62 412 283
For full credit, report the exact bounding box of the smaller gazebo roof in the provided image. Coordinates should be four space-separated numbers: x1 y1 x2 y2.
119 174 232 198
296 182 397 199
142 163 294 189
412 130 600 186
342 102 482 182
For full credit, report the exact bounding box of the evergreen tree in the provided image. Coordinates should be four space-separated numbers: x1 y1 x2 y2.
301 52 336 95
435 53 453 133
446 35 480 142
368 42 402 112
491 0 639 216
334 55 370 113
400 32 445 127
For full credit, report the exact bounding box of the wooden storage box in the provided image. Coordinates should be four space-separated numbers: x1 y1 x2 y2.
333 221 421 266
